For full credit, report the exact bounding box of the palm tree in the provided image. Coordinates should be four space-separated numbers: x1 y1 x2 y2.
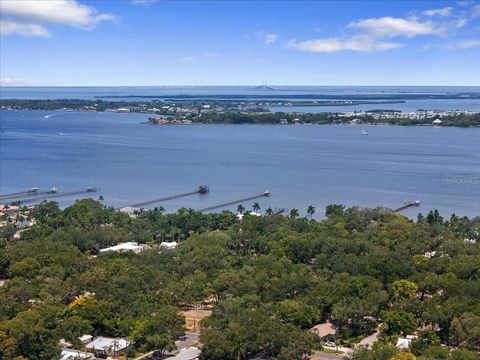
289 208 299 219
237 204 245 214
265 207 273 216
307 205 316 219
252 202 260 213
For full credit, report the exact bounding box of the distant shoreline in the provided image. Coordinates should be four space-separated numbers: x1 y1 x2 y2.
1 99 479 127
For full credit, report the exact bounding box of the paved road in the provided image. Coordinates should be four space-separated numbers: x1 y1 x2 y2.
356 326 381 349
312 351 348 360
175 332 199 350
134 332 199 360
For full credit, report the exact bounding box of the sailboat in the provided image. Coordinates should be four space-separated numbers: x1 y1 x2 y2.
361 129 368 135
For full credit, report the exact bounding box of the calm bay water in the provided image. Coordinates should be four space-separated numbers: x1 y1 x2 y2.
1 109 479 218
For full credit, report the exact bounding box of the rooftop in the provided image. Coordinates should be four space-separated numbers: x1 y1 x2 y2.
85 337 130 351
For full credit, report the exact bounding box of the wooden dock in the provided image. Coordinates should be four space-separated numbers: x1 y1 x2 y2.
196 190 270 212
272 207 286 216
0 188 44 201
393 201 420 212
124 185 209 208
13 187 98 203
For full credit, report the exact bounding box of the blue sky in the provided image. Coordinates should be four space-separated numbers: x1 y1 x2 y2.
1 0 479 86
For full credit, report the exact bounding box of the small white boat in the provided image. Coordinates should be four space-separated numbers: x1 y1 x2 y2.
361 129 368 135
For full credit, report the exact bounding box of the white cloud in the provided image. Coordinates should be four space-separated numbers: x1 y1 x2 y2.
264 33 279 45
0 78 35 86
256 31 280 45
423 7 453 17
349 16 442 38
0 20 49 37
288 14 454 53
0 0 117 37
455 17 469 28
287 35 404 53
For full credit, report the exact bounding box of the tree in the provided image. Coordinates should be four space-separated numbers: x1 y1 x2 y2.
0 249 10 277
426 209 443 224
307 205 316 219
265 207 273 216
450 312 480 349
389 352 417 360
237 205 245 214
325 204 345 218
0 224 16 241
392 280 418 300
1 309 61 360
381 311 418 336
276 330 320 360
145 334 175 355
252 202 260 213
59 316 93 348
290 208 299 219
450 348 480 360
8 258 41 278
346 343 398 360
411 331 440 356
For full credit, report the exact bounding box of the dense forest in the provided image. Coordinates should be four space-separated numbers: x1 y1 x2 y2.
0 200 479 360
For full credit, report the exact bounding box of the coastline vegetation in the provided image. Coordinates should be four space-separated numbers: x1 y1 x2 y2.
1 200 479 359
2 99 480 127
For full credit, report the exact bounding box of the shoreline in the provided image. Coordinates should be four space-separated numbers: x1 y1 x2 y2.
2 108 480 128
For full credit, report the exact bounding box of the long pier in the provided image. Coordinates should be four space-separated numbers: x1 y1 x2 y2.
394 201 420 212
196 190 270 212
124 185 209 208
0 188 44 201
12 188 98 203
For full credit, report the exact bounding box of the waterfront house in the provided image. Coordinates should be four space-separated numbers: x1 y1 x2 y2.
119 206 139 217
0 204 19 218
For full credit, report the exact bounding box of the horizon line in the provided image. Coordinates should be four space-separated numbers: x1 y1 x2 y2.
1 84 479 88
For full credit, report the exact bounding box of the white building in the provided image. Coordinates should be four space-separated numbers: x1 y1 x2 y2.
160 241 178 250
99 242 148 254
60 349 94 360
119 206 139 217
85 337 130 356
79 334 93 344
395 336 416 349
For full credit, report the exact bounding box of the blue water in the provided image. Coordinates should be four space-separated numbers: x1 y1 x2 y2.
1 110 479 218
1 86 480 112
271 99 480 113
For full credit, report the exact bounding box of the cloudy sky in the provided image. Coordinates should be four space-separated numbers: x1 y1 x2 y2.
1 0 479 86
